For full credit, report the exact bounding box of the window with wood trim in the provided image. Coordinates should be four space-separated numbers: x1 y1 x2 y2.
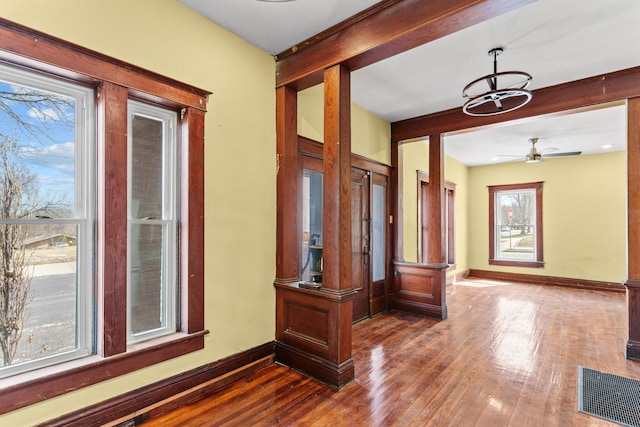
0 20 208 415
417 171 455 266
488 182 544 268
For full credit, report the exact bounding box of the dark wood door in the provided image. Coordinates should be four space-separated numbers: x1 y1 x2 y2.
351 168 370 322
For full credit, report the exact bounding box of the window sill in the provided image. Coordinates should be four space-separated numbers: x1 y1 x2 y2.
0 329 208 415
489 259 544 268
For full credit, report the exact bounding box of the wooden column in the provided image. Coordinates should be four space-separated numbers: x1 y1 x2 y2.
391 140 403 262
98 82 128 356
427 133 448 316
626 97 640 360
274 85 299 283
322 64 352 293
274 67 356 388
391 135 447 319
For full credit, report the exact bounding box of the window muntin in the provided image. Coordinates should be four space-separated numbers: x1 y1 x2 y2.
488 182 544 267
0 64 94 378
127 101 178 344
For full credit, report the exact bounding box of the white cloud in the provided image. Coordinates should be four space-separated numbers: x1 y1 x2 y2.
27 107 65 121
22 142 75 175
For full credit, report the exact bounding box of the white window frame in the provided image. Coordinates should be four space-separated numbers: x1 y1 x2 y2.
0 63 94 378
126 100 178 344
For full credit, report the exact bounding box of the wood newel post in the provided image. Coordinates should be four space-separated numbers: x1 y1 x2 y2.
275 85 299 282
323 64 352 292
626 96 640 359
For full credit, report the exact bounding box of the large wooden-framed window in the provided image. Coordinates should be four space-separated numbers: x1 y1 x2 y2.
0 19 208 415
488 182 544 268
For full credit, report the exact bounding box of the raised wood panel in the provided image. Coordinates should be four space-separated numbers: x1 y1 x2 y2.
397 271 435 299
284 301 330 351
275 284 356 387
392 261 447 319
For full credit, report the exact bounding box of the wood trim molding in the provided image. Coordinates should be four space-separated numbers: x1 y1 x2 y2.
276 86 300 281
1 332 206 416
42 343 275 427
627 340 640 361
181 108 206 333
391 66 640 142
0 18 209 110
468 270 625 293
98 82 128 356
626 97 640 352
298 136 393 176
275 342 355 389
275 0 534 89
0 19 209 415
488 181 544 267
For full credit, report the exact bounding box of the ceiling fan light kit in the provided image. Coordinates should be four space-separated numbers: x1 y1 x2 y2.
525 137 543 163
462 47 533 116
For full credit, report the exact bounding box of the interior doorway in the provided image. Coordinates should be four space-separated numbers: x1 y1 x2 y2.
352 168 389 323
299 142 390 324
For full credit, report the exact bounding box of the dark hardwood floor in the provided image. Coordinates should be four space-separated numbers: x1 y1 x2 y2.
143 278 639 426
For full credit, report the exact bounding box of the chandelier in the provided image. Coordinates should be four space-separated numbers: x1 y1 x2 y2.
462 47 532 116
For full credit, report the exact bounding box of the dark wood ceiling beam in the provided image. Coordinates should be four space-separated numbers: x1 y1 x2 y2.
275 0 536 90
391 65 640 142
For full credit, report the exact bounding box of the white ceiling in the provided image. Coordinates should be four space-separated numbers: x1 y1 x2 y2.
178 0 640 166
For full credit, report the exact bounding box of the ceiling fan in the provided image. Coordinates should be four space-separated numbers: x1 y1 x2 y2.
499 137 582 163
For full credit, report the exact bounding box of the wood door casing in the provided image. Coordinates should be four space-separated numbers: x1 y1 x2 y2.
352 168 370 322
369 173 388 317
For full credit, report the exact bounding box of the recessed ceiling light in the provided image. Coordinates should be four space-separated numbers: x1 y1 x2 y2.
602 144 614 149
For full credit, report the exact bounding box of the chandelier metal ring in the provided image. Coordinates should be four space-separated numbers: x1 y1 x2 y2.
462 48 533 116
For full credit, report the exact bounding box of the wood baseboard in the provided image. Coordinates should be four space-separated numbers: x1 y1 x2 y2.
275 341 354 389
627 340 640 361
42 342 276 427
467 270 625 293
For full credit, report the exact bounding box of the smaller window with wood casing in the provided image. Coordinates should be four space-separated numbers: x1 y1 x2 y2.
488 182 544 268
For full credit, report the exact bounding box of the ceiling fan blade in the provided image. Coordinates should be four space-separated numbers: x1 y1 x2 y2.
496 154 524 158
539 147 559 154
543 151 582 157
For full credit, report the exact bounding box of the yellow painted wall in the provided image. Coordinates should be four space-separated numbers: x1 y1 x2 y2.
467 151 626 282
298 84 391 165
0 0 276 424
400 141 470 278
